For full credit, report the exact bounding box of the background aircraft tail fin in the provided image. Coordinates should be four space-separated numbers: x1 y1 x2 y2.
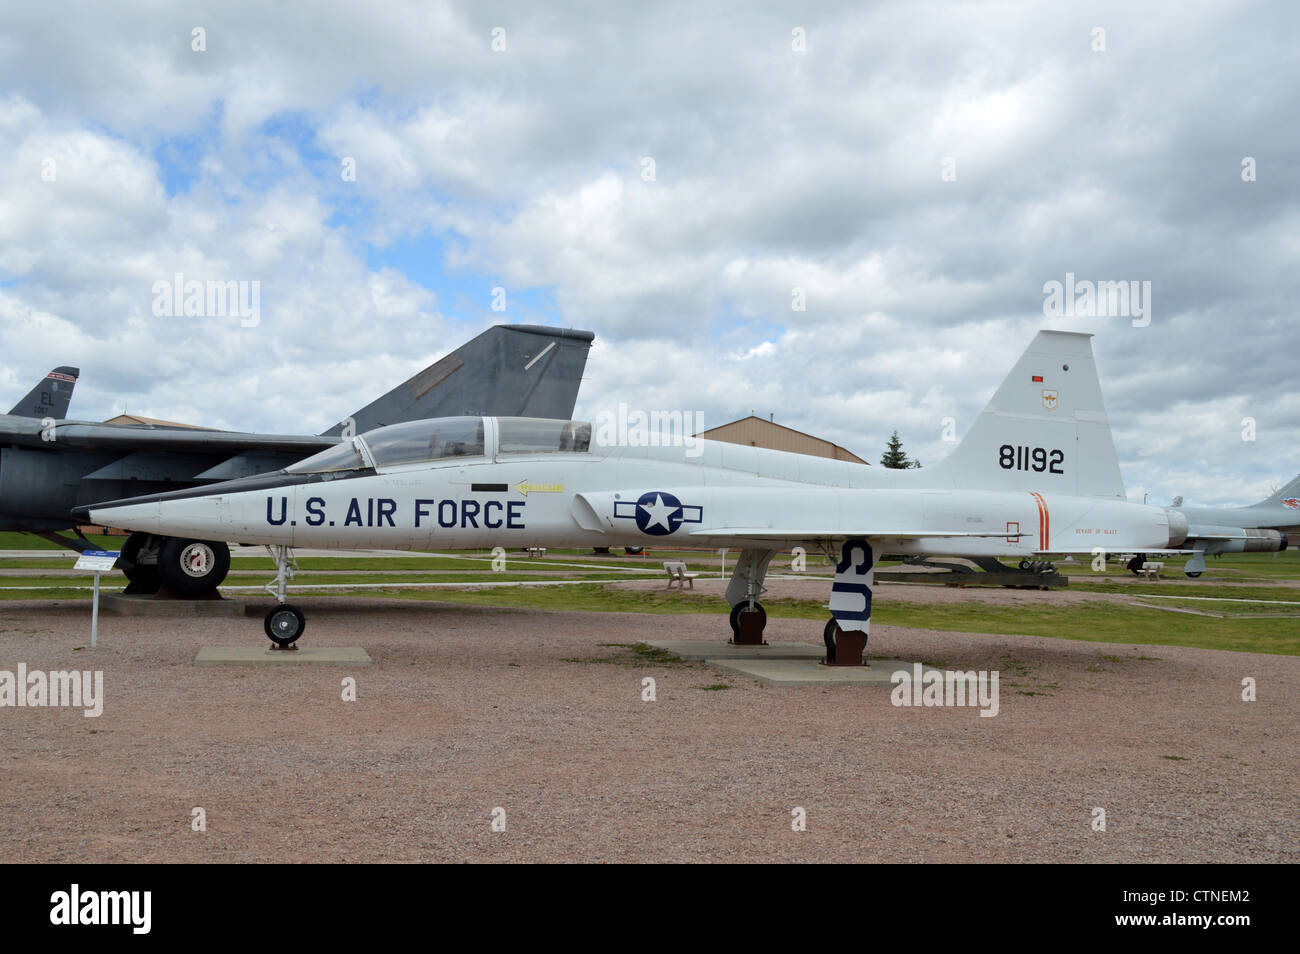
8 366 79 419
1257 473 1300 507
321 324 594 436
928 330 1126 498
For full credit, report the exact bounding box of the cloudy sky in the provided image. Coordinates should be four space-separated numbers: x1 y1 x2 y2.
1 0 1296 506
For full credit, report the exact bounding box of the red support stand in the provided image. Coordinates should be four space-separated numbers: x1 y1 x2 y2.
731 606 766 646
825 626 867 666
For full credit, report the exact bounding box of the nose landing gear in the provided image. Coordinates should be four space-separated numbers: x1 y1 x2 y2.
263 545 305 649
725 548 777 645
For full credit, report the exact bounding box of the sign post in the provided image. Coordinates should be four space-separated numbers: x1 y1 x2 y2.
73 550 120 647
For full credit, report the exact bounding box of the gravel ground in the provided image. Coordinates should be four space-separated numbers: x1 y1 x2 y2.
0 596 1295 863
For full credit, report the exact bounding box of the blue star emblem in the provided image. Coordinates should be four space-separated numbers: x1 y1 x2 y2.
613 491 703 536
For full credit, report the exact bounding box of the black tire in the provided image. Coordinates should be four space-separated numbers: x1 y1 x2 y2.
264 604 306 646
1126 554 1145 575
823 617 839 663
592 547 612 555
729 601 766 635
1185 571 1203 578
119 532 161 591
157 538 231 595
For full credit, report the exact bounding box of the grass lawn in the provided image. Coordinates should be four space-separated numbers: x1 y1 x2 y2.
2 539 1295 655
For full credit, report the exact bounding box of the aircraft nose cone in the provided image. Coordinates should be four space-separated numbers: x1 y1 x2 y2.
84 500 162 534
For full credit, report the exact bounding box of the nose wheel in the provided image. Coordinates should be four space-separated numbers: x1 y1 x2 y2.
265 604 306 647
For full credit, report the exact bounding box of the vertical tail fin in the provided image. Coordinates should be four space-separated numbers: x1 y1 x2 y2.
321 324 595 436
1258 474 1300 507
8 366 79 419
929 331 1126 498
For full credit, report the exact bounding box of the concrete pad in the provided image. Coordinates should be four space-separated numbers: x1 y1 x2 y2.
103 594 246 617
642 638 824 660
195 646 373 667
707 657 942 687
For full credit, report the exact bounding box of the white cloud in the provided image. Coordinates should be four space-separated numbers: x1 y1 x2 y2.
0 1 1296 506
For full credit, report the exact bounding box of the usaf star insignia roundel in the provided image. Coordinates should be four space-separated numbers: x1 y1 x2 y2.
612 491 704 536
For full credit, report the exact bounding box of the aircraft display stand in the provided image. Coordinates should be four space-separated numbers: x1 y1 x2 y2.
823 624 867 667
644 639 823 661
709 657 941 687
729 604 767 646
101 587 246 617
195 646 372 667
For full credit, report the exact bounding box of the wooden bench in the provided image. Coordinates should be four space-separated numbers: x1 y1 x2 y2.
664 561 699 589
524 547 547 559
1138 561 1164 580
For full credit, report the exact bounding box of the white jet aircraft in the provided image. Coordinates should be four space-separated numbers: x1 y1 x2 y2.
80 331 1219 661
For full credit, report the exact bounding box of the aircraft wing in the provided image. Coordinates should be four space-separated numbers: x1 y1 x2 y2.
1032 548 1198 556
0 418 338 455
0 419 341 526
691 529 1023 539
572 488 1028 545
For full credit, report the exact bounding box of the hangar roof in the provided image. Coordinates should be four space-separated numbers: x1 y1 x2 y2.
695 415 868 465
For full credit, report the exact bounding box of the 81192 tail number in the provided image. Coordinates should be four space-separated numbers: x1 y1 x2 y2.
999 444 1063 473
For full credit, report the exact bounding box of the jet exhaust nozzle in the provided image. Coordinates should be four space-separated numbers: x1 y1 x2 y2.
1164 508 1189 548
1235 527 1288 552
1185 524 1289 554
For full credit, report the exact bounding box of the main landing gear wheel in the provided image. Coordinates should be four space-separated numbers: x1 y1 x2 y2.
120 532 161 594
265 604 306 646
1127 554 1146 576
1185 571 1203 578
729 601 767 644
823 618 840 663
158 538 231 595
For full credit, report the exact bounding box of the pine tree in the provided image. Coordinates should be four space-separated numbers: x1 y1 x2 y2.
880 430 920 469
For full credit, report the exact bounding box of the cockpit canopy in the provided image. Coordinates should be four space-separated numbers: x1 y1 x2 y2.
497 416 591 454
363 416 485 468
286 416 591 474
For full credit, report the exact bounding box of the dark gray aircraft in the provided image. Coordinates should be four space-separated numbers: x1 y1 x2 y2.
0 324 593 593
